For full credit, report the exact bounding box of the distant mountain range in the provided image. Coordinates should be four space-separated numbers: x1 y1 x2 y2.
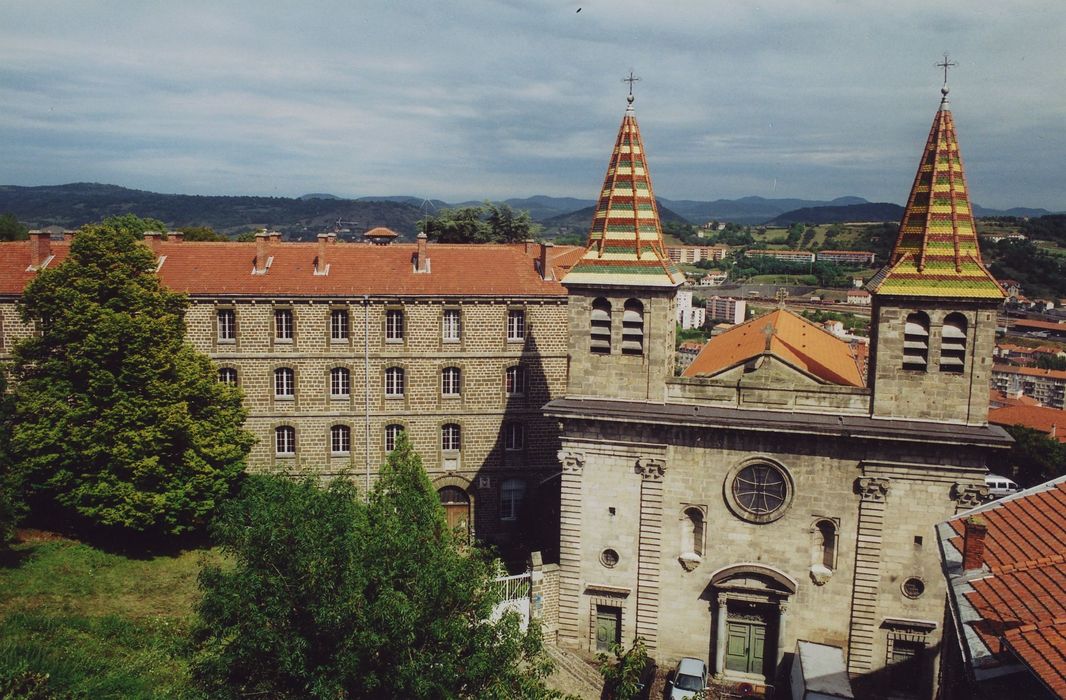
0 183 1057 240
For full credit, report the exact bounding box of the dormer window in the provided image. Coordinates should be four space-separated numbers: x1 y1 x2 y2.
590 298 611 354
939 313 967 373
902 312 929 371
621 299 644 355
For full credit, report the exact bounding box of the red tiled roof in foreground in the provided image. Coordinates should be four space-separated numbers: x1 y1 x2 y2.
989 389 1041 409
0 239 583 298
989 405 1066 443
941 478 1066 697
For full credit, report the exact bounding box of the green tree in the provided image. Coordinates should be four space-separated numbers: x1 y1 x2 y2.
0 372 21 549
1003 425 1066 487
486 202 541 243
420 205 493 243
176 225 227 242
10 215 253 538
598 637 651 700
193 436 570 699
0 213 30 241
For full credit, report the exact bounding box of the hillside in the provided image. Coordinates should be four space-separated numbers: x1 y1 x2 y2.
766 202 905 226
539 200 692 235
661 195 868 225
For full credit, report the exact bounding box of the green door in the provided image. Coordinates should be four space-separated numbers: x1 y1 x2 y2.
725 621 766 675
595 607 620 652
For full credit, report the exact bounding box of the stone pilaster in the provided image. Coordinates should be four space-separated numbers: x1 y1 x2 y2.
635 457 666 651
847 476 890 675
557 450 585 645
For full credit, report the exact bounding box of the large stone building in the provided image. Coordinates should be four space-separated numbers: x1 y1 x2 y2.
0 230 583 552
544 86 1009 698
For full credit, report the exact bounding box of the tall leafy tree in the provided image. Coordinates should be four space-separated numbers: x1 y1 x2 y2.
0 213 29 241
193 436 570 699
10 215 253 537
0 372 21 549
420 203 540 244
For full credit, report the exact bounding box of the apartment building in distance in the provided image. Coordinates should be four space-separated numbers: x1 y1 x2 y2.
744 248 816 264
816 250 876 266
676 289 706 330
0 231 583 550
705 295 747 325
667 244 731 264
990 364 1066 409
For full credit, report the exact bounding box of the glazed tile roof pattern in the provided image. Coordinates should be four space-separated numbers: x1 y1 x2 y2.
868 93 1004 300
563 101 684 288
940 478 1066 697
989 405 1066 443
0 239 581 298
682 309 865 387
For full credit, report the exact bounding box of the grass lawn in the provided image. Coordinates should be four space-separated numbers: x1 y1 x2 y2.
748 274 818 285
0 533 222 699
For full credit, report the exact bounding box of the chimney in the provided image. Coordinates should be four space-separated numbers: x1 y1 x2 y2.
268 231 281 243
524 238 535 255
62 231 75 242
254 231 271 274
540 242 554 281
415 232 430 273
29 231 52 269
168 230 184 243
143 231 163 255
962 516 987 572
1052 423 1057 438
316 233 330 275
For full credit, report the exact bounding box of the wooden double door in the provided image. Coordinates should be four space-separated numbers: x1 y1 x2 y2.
725 616 768 677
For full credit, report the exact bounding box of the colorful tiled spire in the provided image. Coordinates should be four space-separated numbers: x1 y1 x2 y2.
562 95 685 288
868 85 1004 299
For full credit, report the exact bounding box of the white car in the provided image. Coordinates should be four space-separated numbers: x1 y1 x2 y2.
985 474 1020 499
667 657 707 699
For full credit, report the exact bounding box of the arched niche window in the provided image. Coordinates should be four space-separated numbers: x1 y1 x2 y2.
679 507 705 570
590 298 612 354
621 299 644 355
814 519 837 570
902 312 929 371
939 313 967 373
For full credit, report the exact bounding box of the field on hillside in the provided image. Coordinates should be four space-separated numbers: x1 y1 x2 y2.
0 534 221 699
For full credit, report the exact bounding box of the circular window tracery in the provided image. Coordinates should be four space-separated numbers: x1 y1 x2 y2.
902 576 925 599
600 548 619 568
724 460 794 524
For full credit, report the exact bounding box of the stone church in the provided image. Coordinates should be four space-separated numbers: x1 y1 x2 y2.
545 85 1009 698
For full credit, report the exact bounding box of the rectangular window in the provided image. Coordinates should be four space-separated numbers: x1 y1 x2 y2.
275 368 295 397
275 309 293 341
386 309 404 342
385 424 404 452
385 368 405 397
330 309 349 342
504 422 524 451
500 479 526 521
442 367 461 396
442 424 461 451
275 427 295 455
217 308 236 342
507 309 525 341
442 308 461 342
331 425 351 455
506 365 526 396
330 368 350 397
218 367 238 385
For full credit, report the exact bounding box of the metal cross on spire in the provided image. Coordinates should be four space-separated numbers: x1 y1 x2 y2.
623 70 640 105
936 53 958 90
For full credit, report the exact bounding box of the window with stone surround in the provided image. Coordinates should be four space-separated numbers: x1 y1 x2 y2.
724 460 794 524
621 299 644 355
441 423 461 452
680 507 705 561
330 367 350 397
939 313 967 373
330 309 349 342
505 365 527 397
500 478 526 521
813 519 837 570
274 368 295 398
590 298 611 354
330 424 351 455
507 309 526 342
385 423 405 452
217 367 238 386
442 308 461 342
385 367 404 397
275 426 295 456
386 309 404 342
442 367 461 396
217 308 235 342
504 422 524 451
903 311 929 371
275 308 293 342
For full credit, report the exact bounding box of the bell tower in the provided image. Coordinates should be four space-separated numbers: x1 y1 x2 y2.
868 77 1004 425
561 87 685 403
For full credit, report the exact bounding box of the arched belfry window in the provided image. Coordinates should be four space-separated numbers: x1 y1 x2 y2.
590 298 611 354
939 313 967 373
621 299 644 355
902 312 930 371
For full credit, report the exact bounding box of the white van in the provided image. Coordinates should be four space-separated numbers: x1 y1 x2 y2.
985 474 1020 499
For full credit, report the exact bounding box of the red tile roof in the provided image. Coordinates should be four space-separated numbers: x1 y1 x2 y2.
942 479 1066 697
989 405 1066 443
989 389 1041 409
0 239 581 298
1014 319 1066 332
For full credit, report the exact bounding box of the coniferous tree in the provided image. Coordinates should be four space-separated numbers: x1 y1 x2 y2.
10 214 253 537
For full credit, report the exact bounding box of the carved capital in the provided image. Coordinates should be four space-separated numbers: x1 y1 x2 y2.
952 482 990 509
635 457 666 480
557 450 585 474
717 593 729 607
856 477 890 503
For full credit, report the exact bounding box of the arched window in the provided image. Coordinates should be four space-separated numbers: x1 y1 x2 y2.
500 479 526 521
940 313 967 373
385 367 405 397
505 365 527 397
442 367 461 396
681 507 705 559
622 299 644 355
814 519 837 570
441 423 461 452
274 367 295 397
902 312 930 371
330 425 351 455
218 367 238 386
330 367 350 397
590 298 612 354
275 426 295 455
385 424 405 452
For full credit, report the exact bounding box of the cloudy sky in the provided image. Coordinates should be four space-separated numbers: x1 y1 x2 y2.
2 1 1064 209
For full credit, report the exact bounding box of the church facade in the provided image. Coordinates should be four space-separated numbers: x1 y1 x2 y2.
545 86 1009 699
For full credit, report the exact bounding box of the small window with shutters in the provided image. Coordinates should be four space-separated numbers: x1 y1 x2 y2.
902 312 929 371
939 313 967 373
590 298 611 354
621 299 644 355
